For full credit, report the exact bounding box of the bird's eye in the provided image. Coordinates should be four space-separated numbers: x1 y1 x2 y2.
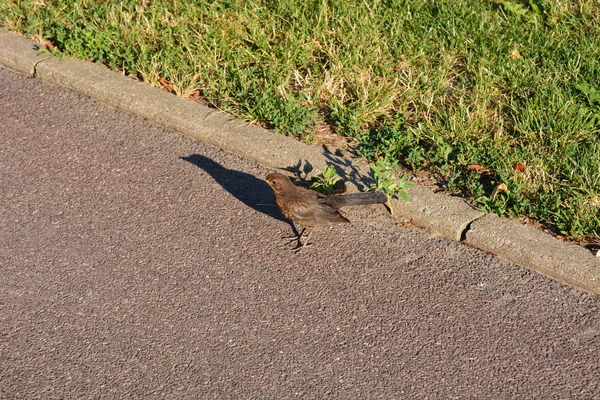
271 180 277 185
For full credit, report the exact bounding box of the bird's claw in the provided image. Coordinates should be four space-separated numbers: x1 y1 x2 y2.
281 233 308 243
291 241 312 252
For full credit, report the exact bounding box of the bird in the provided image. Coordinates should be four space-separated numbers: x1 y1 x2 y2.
265 172 388 252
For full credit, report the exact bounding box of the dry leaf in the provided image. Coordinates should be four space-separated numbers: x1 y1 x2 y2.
509 48 522 60
468 164 486 174
34 34 58 51
491 183 508 201
514 162 526 172
158 77 175 93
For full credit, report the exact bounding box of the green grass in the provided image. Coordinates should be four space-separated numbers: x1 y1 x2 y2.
2 0 599 242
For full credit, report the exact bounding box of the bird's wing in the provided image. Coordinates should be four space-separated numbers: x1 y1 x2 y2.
290 195 349 227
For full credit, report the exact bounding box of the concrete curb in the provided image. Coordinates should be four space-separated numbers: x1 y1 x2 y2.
467 215 600 292
1 29 598 295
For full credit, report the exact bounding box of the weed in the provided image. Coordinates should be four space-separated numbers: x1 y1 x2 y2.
310 165 340 195
370 158 413 214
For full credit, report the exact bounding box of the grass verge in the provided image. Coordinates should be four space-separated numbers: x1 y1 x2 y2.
2 0 599 242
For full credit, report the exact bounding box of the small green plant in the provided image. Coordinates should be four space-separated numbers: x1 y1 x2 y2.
576 83 600 106
370 158 413 214
499 0 545 22
310 165 341 195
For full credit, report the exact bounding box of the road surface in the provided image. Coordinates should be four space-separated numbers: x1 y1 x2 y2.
1 67 599 398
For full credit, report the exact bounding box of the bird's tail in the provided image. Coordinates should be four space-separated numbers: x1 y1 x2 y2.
326 191 387 208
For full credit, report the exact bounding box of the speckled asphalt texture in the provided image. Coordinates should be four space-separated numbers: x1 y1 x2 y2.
1 67 599 399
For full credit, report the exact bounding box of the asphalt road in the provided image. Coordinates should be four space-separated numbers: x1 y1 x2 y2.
1 66 599 399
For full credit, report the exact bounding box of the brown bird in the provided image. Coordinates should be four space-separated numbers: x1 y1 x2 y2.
265 172 387 251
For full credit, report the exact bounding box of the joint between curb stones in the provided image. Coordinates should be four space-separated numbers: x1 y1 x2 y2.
31 55 52 77
460 214 484 242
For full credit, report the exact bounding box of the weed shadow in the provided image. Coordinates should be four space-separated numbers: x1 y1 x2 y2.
320 145 375 191
280 146 378 193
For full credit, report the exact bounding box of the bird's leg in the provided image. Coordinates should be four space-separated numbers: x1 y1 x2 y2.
281 225 307 243
291 229 314 253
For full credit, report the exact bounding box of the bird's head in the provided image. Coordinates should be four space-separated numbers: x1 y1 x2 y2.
265 172 294 194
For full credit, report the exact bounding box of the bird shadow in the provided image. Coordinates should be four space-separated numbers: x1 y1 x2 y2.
180 154 292 227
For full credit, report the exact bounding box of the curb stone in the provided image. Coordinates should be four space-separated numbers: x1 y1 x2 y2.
0 30 52 76
39 57 331 174
466 214 600 294
390 185 484 242
1 29 598 295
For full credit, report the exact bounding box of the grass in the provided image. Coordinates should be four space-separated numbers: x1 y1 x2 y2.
1 0 599 242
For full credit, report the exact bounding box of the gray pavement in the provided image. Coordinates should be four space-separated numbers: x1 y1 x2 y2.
1 67 599 398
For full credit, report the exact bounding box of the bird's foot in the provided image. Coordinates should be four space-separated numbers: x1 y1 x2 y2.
281 233 308 244
291 240 312 253
281 227 308 244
